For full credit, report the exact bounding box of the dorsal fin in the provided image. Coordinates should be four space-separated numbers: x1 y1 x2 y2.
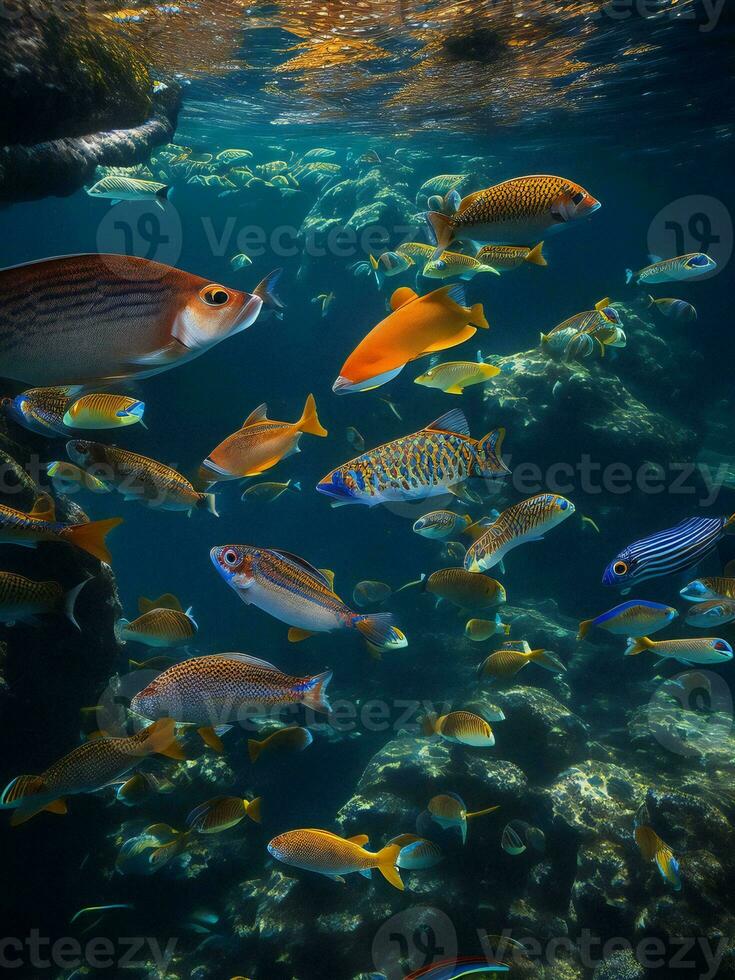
457 189 485 212
242 403 269 427
432 282 467 308
272 551 333 589
138 593 183 614
390 287 418 311
208 652 279 671
29 494 56 521
425 409 470 437
594 297 612 311
318 568 336 589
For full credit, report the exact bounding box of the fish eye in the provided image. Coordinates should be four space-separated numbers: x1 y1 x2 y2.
613 560 628 576
572 191 585 205
200 285 231 307
714 641 729 651
559 499 569 510
223 548 240 566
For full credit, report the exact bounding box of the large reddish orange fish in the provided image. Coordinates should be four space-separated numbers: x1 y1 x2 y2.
0 254 282 384
199 394 327 484
333 283 488 393
427 174 601 257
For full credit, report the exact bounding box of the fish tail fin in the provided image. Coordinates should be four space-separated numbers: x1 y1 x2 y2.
625 636 654 657
61 516 123 563
2 774 46 808
529 649 566 672
301 670 333 714
470 303 489 329
723 513 735 532
368 254 384 287
114 618 129 645
143 718 186 760
376 843 404 890
63 574 92 630
577 619 593 641
526 242 547 266
353 612 397 647
426 211 454 259
247 739 262 763
420 712 438 736
197 493 219 517
539 332 549 348
298 393 328 437
645 294 656 308
394 573 426 594
246 796 262 824
292 480 302 492
254 268 285 310
625 268 634 285
476 427 510 477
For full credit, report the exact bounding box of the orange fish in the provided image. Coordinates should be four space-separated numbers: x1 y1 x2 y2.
267 828 403 889
427 175 601 258
0 493 122 563
199 394 327 483
332 284 488 393
0 255 282 385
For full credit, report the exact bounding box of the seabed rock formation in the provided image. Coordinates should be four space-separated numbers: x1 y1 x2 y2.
0 0 181 203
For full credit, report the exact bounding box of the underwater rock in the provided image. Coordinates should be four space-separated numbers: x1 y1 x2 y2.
540 761 647 841
335 734 529 839
0 1 181 203
486 687 590 778
571 838 634 933
487 336 697 475
591 948 645 980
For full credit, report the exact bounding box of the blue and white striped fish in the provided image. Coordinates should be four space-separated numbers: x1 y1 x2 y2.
603 514 735 593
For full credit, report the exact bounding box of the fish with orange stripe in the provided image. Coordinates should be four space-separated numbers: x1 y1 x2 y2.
0 254 282 385
210 545 397 645
0 718 184 826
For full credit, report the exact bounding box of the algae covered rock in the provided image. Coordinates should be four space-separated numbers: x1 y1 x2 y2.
0 0 180 202
488 686 590 778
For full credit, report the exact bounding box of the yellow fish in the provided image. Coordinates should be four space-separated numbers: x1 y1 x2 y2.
267 828 403 889
414 359 501 395
422 710 495 747
475 242 547 271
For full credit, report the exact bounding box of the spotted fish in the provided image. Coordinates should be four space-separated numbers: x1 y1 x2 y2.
464 494 575 573
267 828 404 889
130 652 333 728
427 174 601 257
67 440 217 516
317 409 509 507
0 718 184 826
